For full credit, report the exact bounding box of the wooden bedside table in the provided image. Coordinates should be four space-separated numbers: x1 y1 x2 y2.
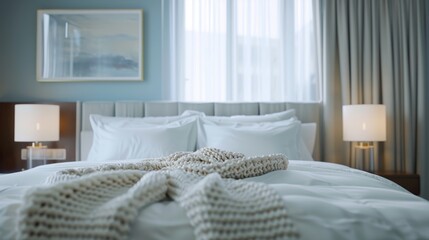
376 172 420 195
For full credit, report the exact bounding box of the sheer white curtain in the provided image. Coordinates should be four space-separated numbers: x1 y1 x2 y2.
165 0 319 102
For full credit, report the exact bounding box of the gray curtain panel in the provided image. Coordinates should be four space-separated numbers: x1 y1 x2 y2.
316 0 428 199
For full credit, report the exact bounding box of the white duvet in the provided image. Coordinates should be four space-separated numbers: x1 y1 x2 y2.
1 160 428 240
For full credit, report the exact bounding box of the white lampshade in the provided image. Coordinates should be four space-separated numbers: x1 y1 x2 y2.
343 104 386 142
14 104 60 142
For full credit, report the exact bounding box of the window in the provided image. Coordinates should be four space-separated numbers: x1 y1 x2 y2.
165 0 319 102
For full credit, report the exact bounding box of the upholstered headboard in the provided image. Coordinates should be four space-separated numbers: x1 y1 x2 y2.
76 101 322 161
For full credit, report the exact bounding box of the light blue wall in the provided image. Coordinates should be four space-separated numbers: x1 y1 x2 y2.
0 0 164 102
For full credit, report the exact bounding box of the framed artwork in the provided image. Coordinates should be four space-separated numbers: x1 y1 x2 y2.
36 9 143 82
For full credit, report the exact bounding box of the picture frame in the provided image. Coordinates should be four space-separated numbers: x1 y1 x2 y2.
36 9 143 82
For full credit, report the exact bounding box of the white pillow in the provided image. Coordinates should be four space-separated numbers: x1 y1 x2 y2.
181 110 207 117
198 117 313 160
206 109 295 123
87 114 197 161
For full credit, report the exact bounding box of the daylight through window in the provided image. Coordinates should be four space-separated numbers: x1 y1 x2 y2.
168 0 320 102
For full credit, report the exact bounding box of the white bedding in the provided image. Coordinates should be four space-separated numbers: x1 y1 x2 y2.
1 160 429 240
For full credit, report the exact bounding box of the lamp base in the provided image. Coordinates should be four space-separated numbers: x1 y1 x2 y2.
353 142 375 172
22 148 66 169
26 143 47 169
31 142 47 148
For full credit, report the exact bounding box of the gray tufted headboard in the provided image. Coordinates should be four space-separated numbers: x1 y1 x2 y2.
76 101 322 161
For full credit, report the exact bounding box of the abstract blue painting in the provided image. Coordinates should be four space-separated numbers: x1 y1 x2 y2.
37 10 143 81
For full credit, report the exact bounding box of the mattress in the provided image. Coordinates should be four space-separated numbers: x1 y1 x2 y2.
1 159 428 240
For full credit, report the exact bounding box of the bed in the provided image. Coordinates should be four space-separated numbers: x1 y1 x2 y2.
1 101 429 240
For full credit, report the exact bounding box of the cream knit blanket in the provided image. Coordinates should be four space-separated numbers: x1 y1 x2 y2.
18 148 299 240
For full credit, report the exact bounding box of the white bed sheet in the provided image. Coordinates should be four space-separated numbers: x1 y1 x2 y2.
1 160 428 240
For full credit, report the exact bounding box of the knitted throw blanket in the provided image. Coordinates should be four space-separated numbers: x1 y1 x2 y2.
18 148 299 240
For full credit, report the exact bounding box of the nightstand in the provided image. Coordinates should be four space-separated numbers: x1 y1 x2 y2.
21 148 66 169
376 172 420 195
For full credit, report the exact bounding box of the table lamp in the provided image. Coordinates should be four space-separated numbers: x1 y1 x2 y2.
14 104 60 168
343 104 386 172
